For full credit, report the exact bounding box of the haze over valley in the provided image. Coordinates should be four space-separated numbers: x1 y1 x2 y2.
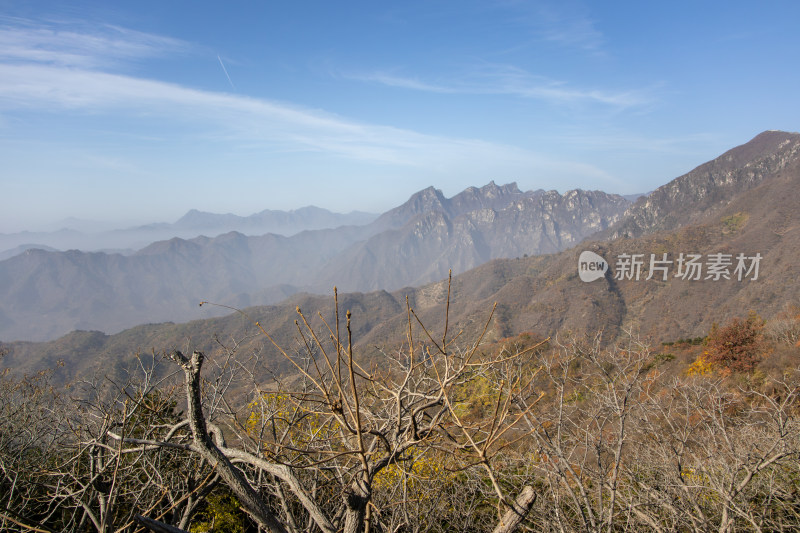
0 181 631 341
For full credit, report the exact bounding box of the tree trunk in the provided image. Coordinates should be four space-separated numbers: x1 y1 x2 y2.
342 482 370 533
492 486 537 533
172 351 289 533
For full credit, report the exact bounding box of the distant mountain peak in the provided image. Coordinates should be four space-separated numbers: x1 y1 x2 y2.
417 186 446 199
482 180 520 194
170 205 378 236
375 181 555 231
406 186 448 212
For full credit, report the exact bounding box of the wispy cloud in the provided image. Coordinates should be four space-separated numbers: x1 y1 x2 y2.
0 19 620 191
352 64 651 109
352 73 456 94
0 20 189 69
552 130 723 155
7 60 623 184
0 50 546 173
487 1 605 54
535 7 604 52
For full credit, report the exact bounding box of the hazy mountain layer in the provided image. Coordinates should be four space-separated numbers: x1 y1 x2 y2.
0 182 628 341
0 206 378 256
4 131 798 344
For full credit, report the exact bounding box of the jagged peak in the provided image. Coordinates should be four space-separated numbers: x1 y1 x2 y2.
400 186 447 209
416 185 445 198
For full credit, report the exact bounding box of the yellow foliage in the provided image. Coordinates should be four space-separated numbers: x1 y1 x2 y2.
189 493 245 533
680 467 707 484
373 452 453 496
245 392 292 436
680 467 717 503
451 373 497 419
245 392 337 452
687 353 714 376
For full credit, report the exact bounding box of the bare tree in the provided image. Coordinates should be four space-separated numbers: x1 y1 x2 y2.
102 277 544 533
514 331 654 532
516 331 800 532
0 350 223 532
0 363 67 531
628 371 800 532
5 298 799 532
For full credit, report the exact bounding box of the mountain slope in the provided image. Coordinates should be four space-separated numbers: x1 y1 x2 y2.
606 130 800 238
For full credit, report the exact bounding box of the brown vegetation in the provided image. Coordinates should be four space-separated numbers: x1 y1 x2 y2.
2 283 800 532
705 312 766 372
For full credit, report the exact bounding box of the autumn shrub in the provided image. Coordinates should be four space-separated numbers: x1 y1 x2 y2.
764 304 800 346
687 354 714 376
705 313 765 372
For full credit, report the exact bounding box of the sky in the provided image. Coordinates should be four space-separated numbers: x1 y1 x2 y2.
1 1 799 232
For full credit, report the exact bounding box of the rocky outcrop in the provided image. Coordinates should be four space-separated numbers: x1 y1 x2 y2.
608 131 800 239
314 189 629 292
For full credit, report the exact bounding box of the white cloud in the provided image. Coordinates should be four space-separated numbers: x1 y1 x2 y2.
0 19 624 198
0 21 189 68
352 64 651 109
352 73 456 94
0 61 618 182
536 8 604 51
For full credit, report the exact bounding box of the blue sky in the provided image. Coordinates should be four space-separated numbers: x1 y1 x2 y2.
1 1 798 232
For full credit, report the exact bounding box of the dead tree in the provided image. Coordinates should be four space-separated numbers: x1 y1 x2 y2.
107 276 544 532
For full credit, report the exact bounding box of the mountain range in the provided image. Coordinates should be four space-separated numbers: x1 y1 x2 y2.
0 206 378 257
0 182 629 341
2 130 800 384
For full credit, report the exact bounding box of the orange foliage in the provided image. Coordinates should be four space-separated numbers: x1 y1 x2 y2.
705 312 765 372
